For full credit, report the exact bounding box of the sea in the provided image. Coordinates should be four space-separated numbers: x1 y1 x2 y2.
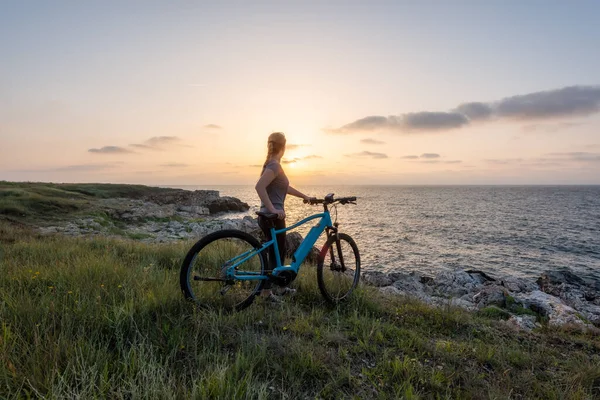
169 185 600 283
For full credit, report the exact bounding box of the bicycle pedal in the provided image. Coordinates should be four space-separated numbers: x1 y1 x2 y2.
220 285 232 295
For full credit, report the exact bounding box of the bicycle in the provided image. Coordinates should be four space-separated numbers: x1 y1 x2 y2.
179 193 361 311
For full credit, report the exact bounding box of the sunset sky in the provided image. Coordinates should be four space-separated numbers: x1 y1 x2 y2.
1 1 599 185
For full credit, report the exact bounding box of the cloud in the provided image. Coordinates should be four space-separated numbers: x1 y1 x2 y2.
453 102 494 120
282 155 322 164
420 160 462 164
88 146 133 154
54 163 121 171
204 124 222 129
129 144 153 150
160 163 189 168
331 112 468 133
522 121 586 133
403 112 469 131
401 154 440 159
495 86 600 119
344 151 388 159
484 152 600 167
145 136 181 146
485 158 525 165
14 163 121 173
546 152 600 162
129 136 183 151
360 138 386 145
286 144 310 150
400 153 459 164
329 85 600 134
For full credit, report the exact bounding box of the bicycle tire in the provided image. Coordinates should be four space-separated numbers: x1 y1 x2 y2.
180 229 267 311
317 233 361 304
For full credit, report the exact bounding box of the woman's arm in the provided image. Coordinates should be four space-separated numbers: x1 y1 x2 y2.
287 185 310 201
255 169 285 218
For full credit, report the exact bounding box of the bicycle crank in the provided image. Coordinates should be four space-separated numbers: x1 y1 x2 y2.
272 270 297 286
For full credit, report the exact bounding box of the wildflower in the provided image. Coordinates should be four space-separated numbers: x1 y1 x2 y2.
35 271 40 275
118 285 122 288
48 286 54 289
100 284 104 288
68 291 73 294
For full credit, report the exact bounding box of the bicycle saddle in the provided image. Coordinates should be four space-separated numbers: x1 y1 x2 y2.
256 211 278 219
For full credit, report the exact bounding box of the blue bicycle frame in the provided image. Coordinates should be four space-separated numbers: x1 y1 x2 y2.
222 210 333 282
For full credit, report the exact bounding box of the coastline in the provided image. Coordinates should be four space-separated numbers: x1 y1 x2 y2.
3 181 599 331
2 181 600 397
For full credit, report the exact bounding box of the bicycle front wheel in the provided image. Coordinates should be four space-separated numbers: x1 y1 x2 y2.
317 233 361 304
180 229 267 311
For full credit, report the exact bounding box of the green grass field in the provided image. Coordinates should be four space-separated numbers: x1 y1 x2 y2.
1 221 599 399
1 182 599 398
0 181 182 226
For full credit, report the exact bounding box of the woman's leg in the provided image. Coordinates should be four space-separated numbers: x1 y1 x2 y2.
257 216 286 292
274 218 287 267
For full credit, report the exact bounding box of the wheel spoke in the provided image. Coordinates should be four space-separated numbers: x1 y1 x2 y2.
317 234 360 303
180 231 266 311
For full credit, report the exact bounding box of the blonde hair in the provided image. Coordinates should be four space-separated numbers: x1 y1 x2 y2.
264 132 286 167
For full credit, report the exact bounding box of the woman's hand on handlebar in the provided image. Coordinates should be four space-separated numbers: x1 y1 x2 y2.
303 197 317 205
270 209 285 220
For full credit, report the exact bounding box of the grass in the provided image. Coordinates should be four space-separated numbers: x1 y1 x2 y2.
1 221 600 399
0 181 186 226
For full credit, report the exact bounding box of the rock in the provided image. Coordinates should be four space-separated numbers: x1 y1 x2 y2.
391 272 425 294
473 285 506 309
362 271 393 287
142 189 220 206
464 269 496 283
419 276 435 285
284 232 320 263
500 276 538 293
506 315 540 332
435 270 484 297
285 232 303 256
177 205 209 215
380 285 433 304
358 267 600 329
514 290 591 328
205 197 250 214
449 298 476 310
39 226 59 234
534 269 600 325
537 269 586 294
380 286 403 296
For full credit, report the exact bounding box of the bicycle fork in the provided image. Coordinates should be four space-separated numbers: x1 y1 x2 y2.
327 226 346 272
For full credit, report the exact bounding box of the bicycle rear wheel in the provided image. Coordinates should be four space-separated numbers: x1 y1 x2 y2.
317 233 361 304
180 229 267 311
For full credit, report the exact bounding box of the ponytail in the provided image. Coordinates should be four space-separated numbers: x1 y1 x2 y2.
262 132 286 168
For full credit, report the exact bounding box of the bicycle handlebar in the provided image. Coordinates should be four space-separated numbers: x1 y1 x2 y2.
303 195 357 205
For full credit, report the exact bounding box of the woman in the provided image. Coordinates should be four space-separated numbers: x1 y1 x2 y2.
255 132 311 302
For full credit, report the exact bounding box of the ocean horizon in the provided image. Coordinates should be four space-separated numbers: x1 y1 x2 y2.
165 184 600 285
